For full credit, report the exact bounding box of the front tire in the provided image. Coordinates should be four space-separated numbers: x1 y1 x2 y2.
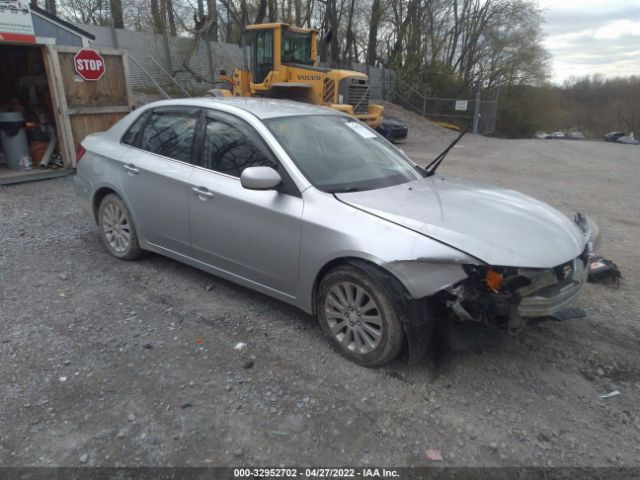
98 193 143 260
317 265 404 366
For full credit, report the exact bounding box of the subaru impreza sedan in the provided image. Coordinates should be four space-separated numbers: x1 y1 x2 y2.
73 98 599 366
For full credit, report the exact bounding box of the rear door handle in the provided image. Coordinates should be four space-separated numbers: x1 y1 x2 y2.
123 164 140 175
192 186 214 200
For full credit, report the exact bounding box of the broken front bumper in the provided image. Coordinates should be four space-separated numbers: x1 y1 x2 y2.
517 257 588 318
447 253 590 332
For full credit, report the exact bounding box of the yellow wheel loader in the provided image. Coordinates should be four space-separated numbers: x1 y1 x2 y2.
214 23 383 128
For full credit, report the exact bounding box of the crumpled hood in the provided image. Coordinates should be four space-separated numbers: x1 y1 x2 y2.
336 175 587 268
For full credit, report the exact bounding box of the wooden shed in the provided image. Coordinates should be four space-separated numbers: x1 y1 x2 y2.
0 3 133 184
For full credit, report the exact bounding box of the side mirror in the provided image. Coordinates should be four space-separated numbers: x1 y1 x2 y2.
240 166 282 190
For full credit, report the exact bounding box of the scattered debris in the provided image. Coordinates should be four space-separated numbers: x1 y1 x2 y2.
243 360 254 369
538 433 551 443
488 442 499 452
142 342 153 350
234 342 247 351
59 376 67 382
58 273 68 280
179 402 193 409
195 337 205 345
79 454 88 463
550 307 587 321
600 390 620 399
588 255 621 287
424 449 443 461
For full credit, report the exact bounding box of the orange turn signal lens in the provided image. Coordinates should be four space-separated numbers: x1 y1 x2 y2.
486 270 502 292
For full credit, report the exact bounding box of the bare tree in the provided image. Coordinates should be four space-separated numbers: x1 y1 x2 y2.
110 0 123 28
166 0 177 35
366 0 381 66
150 0 163 33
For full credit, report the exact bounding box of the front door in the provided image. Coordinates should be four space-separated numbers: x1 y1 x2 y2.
189 110 303 296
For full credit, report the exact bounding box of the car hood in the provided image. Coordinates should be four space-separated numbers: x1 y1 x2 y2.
336 175 586 268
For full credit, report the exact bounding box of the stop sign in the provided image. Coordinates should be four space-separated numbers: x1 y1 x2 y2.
74 49 106 81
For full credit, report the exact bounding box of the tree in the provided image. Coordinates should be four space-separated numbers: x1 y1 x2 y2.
366 0 381 66
45 0 57 15
109 0 123 28
166 0 177 35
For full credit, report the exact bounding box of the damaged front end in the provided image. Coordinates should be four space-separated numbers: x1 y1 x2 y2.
439 212 597 341
444 250 589 336
384 212 600 359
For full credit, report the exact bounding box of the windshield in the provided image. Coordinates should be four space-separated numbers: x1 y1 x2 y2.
265 115 422 193
282 30 312 65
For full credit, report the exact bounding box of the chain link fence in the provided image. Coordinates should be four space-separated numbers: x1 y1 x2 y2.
381 71 499 135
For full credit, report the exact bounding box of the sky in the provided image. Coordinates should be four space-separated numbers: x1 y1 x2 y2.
539 0 640 83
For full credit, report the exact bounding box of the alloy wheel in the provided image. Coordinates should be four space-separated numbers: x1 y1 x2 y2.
324 282 383 354
101 202 131 254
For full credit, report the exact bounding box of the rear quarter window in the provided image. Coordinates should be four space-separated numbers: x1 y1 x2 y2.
121 111 150 147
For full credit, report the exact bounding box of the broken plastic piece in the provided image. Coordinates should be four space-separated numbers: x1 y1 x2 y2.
424 449 443 461
234 342 247 351
588 255 621 287
600 390 620 399
550 307 587 321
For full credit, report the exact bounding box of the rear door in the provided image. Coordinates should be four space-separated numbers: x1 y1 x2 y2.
119 106 198 256
189 110 303 296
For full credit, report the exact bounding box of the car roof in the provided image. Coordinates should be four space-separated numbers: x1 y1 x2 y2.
144 97 341 120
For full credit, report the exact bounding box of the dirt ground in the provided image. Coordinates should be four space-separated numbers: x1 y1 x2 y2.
1 104 639 469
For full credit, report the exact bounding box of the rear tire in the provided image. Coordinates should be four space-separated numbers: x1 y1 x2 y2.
317 265 404 366
98 193 143 261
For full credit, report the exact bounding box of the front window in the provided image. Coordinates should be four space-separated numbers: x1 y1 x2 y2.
282 30 312 65
266 115 422 193
201 115 277 177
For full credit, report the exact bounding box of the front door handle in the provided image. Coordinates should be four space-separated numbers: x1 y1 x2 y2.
192 186 214 200
123 164 140 175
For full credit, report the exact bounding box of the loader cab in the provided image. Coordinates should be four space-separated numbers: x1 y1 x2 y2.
245 23 318 84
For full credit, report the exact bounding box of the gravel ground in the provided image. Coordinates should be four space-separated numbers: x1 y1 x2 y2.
1 106 639 468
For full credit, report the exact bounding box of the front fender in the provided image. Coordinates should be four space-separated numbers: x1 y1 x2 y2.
297 189 482 314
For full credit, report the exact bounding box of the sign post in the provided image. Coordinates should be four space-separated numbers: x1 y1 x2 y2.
0 0 35 43
74 49 106 81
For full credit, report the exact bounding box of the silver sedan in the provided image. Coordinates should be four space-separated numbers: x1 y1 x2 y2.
73 98 599 366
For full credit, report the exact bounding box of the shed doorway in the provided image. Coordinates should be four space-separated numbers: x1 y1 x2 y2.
0 43 66 185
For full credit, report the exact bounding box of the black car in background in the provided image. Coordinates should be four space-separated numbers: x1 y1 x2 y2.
377 116 408 142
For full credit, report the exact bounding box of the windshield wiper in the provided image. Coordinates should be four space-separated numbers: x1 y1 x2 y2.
424 124 470 176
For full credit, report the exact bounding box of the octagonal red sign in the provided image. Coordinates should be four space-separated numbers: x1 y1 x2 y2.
74 49 106 81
